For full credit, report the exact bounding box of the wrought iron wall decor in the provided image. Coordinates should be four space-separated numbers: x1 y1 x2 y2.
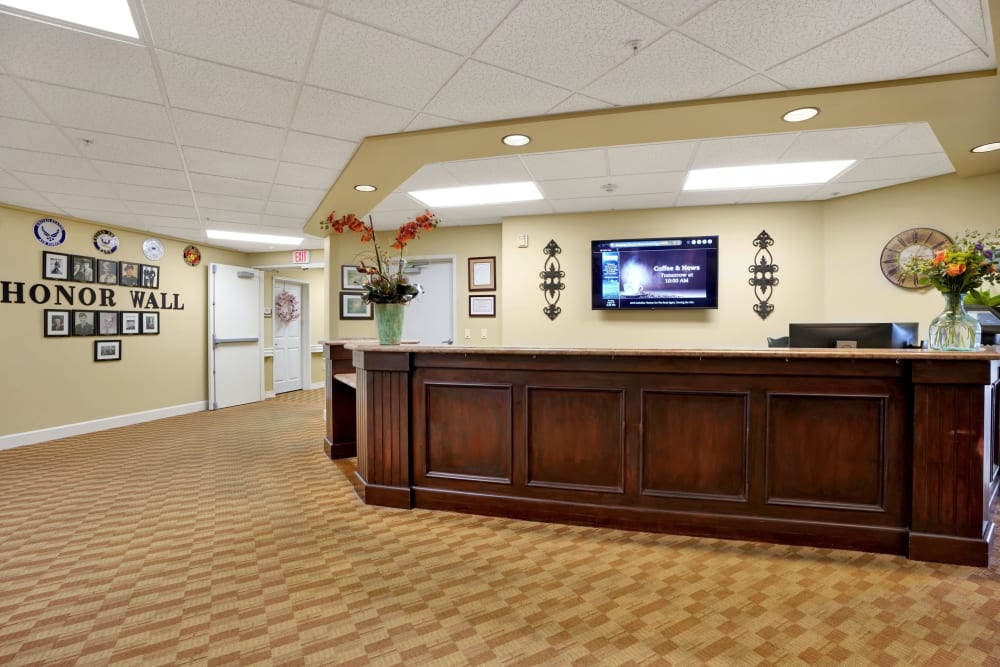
749 230 779 320
539 239 565 320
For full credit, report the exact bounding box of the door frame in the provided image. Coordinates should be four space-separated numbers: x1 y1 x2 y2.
271 275 311 395
400 253 456 345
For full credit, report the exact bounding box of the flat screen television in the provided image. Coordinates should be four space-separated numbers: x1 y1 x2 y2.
788 322 919 349
591 235 719 310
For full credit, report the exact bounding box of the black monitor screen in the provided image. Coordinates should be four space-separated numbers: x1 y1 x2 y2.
591 235 719 310
788 322 919 349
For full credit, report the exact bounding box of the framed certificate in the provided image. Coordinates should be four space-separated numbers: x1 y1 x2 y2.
468 256 495 291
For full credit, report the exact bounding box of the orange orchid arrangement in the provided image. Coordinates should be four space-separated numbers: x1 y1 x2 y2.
323 210 439 304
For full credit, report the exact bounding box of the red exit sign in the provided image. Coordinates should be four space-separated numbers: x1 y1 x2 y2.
292 250 310 264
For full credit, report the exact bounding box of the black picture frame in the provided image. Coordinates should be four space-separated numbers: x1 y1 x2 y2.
43 251 70 281
120 312 141 335
97 311 119 336
94 339 121 362
70 255 95 283
140 264 159 289
44 309 71 337
469 295 496 317
72 310 96 336
468 256 496 291
141 311 160 334
119 261 140 286
341 264 366 291
339 292 373 319
97 259 118 285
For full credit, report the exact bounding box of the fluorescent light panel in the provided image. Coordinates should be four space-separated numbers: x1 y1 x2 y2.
0 0 138 38
409 181 543 208
683 160 855 190
206 230 302 245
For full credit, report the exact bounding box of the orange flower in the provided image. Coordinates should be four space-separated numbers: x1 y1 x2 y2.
932 250 947 266
945 262 966 276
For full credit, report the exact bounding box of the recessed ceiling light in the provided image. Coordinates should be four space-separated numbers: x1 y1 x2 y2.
0 0 138 38
206 230 302 245
354 184 377 192
409 181 543 208
971 142 1000 153
502 134 531 147
683 160 855 190
782 107 820 122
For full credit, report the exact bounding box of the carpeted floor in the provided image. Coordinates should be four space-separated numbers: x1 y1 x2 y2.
1 389 999 666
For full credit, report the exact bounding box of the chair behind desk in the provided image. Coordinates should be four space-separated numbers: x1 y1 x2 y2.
767 336 789 348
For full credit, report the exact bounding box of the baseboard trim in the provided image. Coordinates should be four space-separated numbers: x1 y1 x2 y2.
0 401 207 451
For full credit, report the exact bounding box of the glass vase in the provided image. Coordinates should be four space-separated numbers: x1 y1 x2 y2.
374 302 405 345
927 291 981 351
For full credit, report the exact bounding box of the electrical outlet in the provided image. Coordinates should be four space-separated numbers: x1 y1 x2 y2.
464 328 471 339
480 328 488 339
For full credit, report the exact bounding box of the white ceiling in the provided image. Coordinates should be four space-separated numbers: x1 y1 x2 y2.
0 0 994 252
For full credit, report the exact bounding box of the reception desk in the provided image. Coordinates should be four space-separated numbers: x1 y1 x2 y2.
334 344 999 566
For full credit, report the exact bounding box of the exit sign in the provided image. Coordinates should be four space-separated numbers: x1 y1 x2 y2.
292 250 310 264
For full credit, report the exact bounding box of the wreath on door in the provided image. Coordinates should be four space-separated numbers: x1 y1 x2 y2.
275 290 300 323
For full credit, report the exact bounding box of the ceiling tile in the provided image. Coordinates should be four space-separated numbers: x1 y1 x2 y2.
739 185 823 204
92 161 190 189
195 193 266 213
0 147 100 179
0 170 26 188
910 47 995 77
541 172 685 199
422 61 570 124
143 0 320 79
64 129 183 170
441 157 534 185
13 173 117 198
182 147 277 182
280 131 357 169
549 192 679 212
583 32 753 106
0 187 56 210
0 117 77 154
45 193 129 212
674 189 748 207
932 0 992 50
189 173 270 199
867 123 946 158
679 0 910 71
23 81 174 142
200 208 262 225
327 0 519 55
292 86 414 141
690 133 798 168
779 125 909 162
172 109 286 159
270 184 326 205
546 93 614 114
307 15 464 109
115 184 195 206
710 74 787 98
0 13 162 103
521 149 607 181
403 113 463 132
60 209 145 227
608 142 698 175
123 201 197 218
616 0 719 26
135 215 203 230
265 200 315 218
0 74 47 121
156 51 298 126
274 162 338 190
811 178 913 199
836 154 955 182
397 164 462 191
473 0 668 90
261 213 307 229
766 0 983 89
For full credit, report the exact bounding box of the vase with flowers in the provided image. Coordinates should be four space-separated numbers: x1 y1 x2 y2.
324 210 438 344
899 229 1000 351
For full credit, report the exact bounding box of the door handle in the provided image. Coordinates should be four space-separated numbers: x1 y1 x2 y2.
213 336 259 347
441 338 453 345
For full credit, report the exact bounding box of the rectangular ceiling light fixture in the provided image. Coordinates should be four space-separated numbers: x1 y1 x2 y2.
409 181 543 208
0 0 139 38
206 230 303 245
683 160 855 190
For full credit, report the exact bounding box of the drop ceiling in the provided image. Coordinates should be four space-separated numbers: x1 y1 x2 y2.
0 0 996 253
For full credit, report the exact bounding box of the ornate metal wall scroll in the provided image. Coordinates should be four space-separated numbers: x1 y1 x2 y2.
749 230 778 320
539 239 565 320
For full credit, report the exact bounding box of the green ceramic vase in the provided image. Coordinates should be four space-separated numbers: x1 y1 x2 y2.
374 302 405 345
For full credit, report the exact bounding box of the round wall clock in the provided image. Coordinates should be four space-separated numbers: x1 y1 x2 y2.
142 237 165 261
93 229 119 254
183 245 202 267
880 227 952 288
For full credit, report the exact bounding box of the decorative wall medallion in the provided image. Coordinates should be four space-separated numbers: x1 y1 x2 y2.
33 218 66 247
93 229 119 254
539 239 565 321
183 245 202 266
142 237 165 261
749 230 778 320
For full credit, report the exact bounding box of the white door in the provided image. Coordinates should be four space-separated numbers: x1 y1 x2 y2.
402 258 454 345
208 263 264 410
273 279 303 394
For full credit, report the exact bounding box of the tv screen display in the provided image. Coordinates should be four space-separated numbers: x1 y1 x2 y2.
591 235 719 310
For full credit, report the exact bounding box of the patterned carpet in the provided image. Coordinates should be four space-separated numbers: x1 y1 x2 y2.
1 389 999 666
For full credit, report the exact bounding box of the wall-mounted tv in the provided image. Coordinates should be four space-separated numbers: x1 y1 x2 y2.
591 235 719 310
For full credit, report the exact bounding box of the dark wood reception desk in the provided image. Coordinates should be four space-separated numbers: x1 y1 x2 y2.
335 344 999 566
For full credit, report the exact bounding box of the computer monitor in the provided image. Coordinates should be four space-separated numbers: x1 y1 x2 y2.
788 322 919 349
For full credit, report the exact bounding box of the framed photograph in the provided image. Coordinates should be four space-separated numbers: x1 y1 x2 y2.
469 295 496 317
468 256 496 291
42 251 70 280
141 311 160 334
339 292 373 319
72 310 96 336
44 309 71 337
140 264 159 289
341 264 366 291
121 312 141 335
97 311 119 335
97 259 118 285
70 255 95 283
119 261 140 286
94 339 121 362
